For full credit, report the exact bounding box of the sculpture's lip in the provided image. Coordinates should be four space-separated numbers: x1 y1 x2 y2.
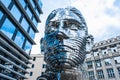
57 32 69 39
55 44 78 52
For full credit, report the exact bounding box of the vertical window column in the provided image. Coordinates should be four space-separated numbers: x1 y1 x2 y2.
111 57 120 80
107 68 115 78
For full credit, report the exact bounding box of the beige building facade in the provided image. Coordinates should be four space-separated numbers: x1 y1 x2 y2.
25 54 45 80
85 36 120 80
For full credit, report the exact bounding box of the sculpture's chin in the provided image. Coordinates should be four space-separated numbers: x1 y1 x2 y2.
48 58 76 70
44 52 84 70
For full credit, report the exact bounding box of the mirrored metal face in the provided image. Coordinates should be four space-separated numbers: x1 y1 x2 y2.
41 7 88 70
47 20 85 38
46 8 87 39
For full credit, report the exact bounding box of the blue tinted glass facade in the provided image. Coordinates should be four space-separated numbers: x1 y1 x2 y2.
29 27 35 39
38 0 43 8
1 18 16 39
0 0 42 79
0 10 3 20
18 0 26 8
26 7 32 19
21 17 29 31
36 9 40 16
32 17 37 26
14 31 25 48
1 0 11 8
24 40 32 54
30 0 35 8
10 4 21 21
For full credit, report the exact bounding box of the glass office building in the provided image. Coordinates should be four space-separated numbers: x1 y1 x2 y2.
0 0 42 80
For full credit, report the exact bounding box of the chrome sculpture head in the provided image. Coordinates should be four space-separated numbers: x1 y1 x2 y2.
41 7 88 70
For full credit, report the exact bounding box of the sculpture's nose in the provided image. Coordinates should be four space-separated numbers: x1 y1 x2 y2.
56 32 69 42
56 20 69 41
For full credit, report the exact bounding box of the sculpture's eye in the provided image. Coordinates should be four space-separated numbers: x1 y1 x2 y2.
70 24 78 31
64 21 69 27
49 22 57 28
48 21 59 32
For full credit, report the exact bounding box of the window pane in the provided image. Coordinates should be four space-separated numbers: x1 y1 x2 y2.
24 40 32 54
0 10 3 20
30 0 35 8
95 60 102 67
10 5 21 21
33 57 36 61
31 64 34 68
114 56 120 64
1 0 11 8
26 7 32 19
36 9 40 17
32 17 37 27
97 70 104 79
107 68 115 78
18 0 26 8
1 18 16 39
29 27 35 39
38 0 42 8
14 31 25 48
30 72 33 76
117 67 120 76
42 64 47 68
21 17 29 31
88 71 95 80
86 61 93 69
104 59 111 66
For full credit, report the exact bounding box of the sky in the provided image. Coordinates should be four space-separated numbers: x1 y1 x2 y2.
31 0 120 54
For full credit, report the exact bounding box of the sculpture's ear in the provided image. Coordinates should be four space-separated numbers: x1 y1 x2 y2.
40 38 45 53
86 34 94 53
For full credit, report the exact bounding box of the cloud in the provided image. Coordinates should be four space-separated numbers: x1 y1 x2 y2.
71 0 120 42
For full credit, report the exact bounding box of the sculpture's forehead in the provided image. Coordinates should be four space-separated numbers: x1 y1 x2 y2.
50 9 81 23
